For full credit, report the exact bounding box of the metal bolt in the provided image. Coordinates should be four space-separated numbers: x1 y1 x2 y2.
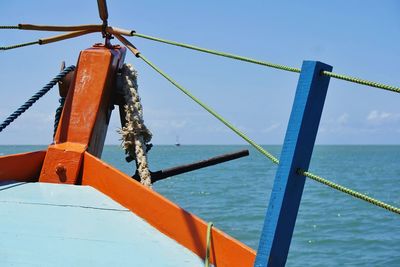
55 164 67 182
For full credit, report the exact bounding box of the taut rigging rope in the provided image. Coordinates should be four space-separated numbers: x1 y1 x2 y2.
115 34 400 215
128 31 400 94
0 22 398 214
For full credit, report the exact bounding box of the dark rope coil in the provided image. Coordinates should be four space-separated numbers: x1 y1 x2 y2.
0 65 75 133
53 97 66 137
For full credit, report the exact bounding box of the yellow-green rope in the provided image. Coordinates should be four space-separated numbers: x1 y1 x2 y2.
4 27 396 215
300 170 400 215
132 32 400 94
134 32 301 73
1 40 39 50
2 26 399 93
205 222 213 267
322 71 400 93
137 52 399 216
138 53 279 164
0 25 19 29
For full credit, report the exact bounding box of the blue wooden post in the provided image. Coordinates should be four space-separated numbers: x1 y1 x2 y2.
254 61 332 267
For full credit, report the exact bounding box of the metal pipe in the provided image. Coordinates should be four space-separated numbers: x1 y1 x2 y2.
133 149 249 183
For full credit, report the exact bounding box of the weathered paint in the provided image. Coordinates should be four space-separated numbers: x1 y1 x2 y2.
54 44 125 150
255 61 332 267
0 42 257 266
0 181 204 266
82 152 256 267
0 151 45 182
40 44 126 184
39 142 86 184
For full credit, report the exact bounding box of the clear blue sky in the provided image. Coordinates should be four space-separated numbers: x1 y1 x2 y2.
0 1 399 145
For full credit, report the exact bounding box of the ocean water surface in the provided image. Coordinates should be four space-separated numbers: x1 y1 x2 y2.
1 145 399 266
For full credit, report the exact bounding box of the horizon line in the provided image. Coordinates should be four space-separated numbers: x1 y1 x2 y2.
1 143 399 146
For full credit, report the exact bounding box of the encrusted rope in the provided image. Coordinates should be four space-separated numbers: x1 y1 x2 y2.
136 52 400 215
119 64 153 187
0 66 75 133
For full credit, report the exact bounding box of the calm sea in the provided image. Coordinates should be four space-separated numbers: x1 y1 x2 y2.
1 145 399 266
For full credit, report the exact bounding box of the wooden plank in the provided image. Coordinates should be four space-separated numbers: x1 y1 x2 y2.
81 152 256 267
0 182 204 266
255 61 332 267
0 150 46 182
53 44 124 155
40 44 126 184
39 142 86 184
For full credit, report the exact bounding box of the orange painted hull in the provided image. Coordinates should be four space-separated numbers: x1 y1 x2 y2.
0 43 255 266
0 150 255 266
